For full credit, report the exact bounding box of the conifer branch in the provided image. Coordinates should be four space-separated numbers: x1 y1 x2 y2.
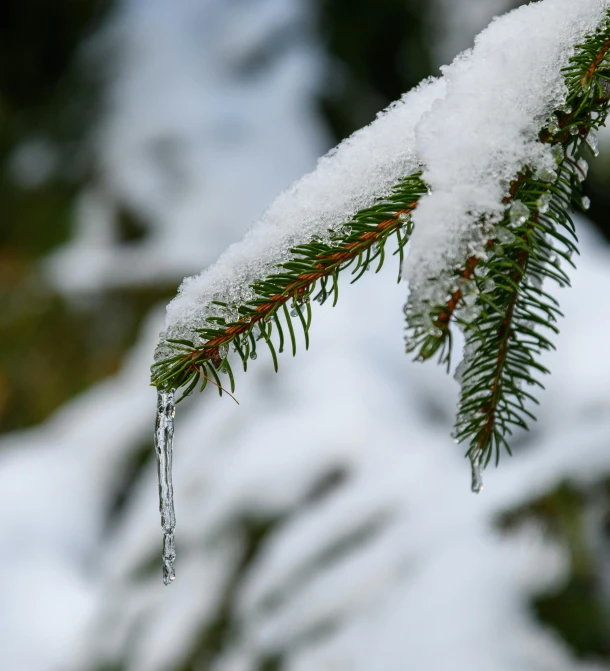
152 6 610 486
405 14 610 468
152 174 427 398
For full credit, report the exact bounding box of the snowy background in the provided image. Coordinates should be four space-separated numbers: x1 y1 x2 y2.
2 0 610 669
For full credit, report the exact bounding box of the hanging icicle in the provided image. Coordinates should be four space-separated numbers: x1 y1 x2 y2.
470 454 483 495
154 389 177 585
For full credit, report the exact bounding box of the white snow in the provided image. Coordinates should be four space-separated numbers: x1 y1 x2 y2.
163 76 445 339
404 0 606 302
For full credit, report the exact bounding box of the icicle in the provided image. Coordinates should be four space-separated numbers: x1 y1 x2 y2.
155 389 177 585
470 454 484 494
586 130 600 157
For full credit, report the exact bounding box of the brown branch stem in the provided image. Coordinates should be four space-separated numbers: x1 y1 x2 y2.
182 202 418 373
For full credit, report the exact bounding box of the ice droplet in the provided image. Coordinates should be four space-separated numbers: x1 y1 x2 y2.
582 195 591 211
537 167 557 184
482 278 496 293
470 455 484 494
460 304 481 323
536 193 552 214
494 225 516 245
546 119 559 135
250 351 258 360
155 389 177 585
586 130 600 157
218 343 229 359
460 279 479 306
509 200 529 225
551 145 564 164
576 158 589 182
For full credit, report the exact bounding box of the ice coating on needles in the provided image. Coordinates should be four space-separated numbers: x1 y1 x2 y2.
403 0 607 303
162 77 446 340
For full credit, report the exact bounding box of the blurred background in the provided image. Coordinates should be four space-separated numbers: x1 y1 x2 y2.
2 0 610 669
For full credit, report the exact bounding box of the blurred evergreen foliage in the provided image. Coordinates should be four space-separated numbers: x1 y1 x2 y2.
0 0 172 432
315 0 433 139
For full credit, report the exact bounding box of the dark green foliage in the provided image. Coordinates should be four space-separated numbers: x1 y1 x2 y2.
499 480 610 660
315 0 434 138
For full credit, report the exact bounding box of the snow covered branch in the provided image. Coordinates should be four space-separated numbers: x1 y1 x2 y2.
153 0 610 478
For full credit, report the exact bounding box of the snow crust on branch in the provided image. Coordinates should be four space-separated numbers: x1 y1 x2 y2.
164 78 445 337
404 0 607 299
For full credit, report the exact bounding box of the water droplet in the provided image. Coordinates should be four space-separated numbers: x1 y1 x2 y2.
155 389 177 585
290 308 299 317
569 125 580 136
482 278 496 293
582 195 591 211
494 225 516 245
546 119 559 135
250 351 258 360
460 279 479 306
470 455 484 494
218 344 229 359
537 167 557 184
576 158 589 182
586 130 600 157
460 304 481 323
551 145 565 164
509 200 529 225
536 193 552 214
